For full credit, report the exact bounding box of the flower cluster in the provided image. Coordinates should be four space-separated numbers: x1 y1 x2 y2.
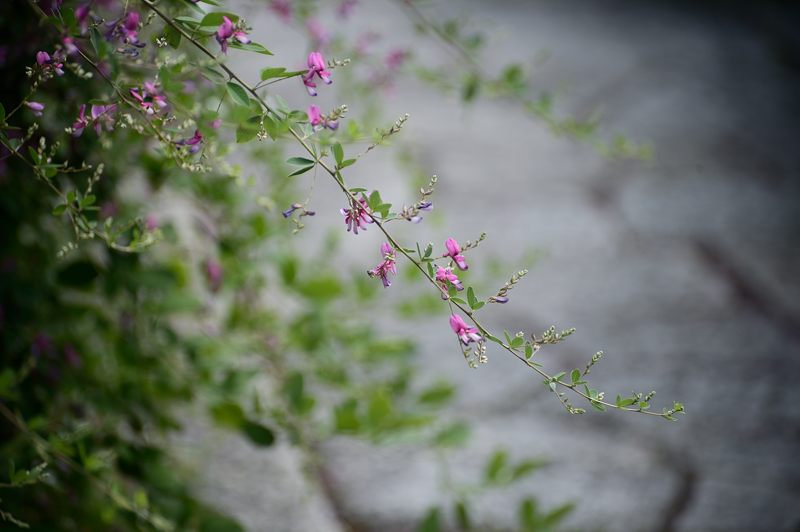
449 314 482 345
72 104 117 137
303 52 333 96
340 196 372 234
216 16 251 54
444 237 468 270
130 81 167 115
307 105 340 131
35 50 64 77
435 266 463 298
175 129 204 154
367 242 397 288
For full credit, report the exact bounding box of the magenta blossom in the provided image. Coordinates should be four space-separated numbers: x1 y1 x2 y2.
269 0 292 22
435 266 463 298
35 50 64 76
130 82 167 115
340 196 373 234
121 11 140 43
308 105 338 131
367 242 397 288
72 104 117 136
216 16 250 54
206 259 223 293
175 129 203 154
444 237 468 270
75 4 90 33
145 214 159 231
62 36 79 55
385 49 409 71
450 314 482 345
303 51 332 96
26 101 45 116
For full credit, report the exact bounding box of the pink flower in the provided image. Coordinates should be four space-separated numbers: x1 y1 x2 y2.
130 82 167 115
307 105 338 131
269 0 292 22
302 51 332 96
62 36 79 55
444 237 468 270
206 259 223 292
216 16 250 54
35 50 64 76
435 266 463 298
449 314 481 345
121 11 140 43
25 101 45 116
175 129 203 154
145 214 159 231
340 196 372 234
75 4 91 33
367 242 397 288
211 118 222 129
385 49 408 71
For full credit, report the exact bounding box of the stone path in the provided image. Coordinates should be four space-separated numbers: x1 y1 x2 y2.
185 1 800 530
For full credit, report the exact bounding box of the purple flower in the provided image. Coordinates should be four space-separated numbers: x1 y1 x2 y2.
489 296 509 304
26 101 45 116
308 105 338 131
216 16 250 54
75 4 91 33
175 129 203 154
385 49 408 71
206 259 223 292
367 242 397 288
269 0 292 22
62 36 79 55
145 214 159 231
444 237 468 270
130 82 167 115
122 11 140 43
35 50 64 76
73 104 117 136
282 203 301 218
449 314 481 345
435 266 463 298
303 51 332 96
340 196 373 234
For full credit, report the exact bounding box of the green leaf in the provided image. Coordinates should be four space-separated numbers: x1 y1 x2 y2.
287 157 315 166
288 166 314 177
52 204 67 216
332 143 344 165
433 422 470 447
236 124 258 143
511 459 546 481
260 67 286 80
226 82 250 107
229 41 273 55
241 421 275 447
449 297 466 306
467 286 478 309
81 194 96 208
418 382 455 406
418 508 441 532
571 369 581 385
510 336 524 349
339 158 356 169
199 12 238 27
334 399 360 433
485 449 509 484
0 369 16 399
454 501 471 530
524 344 534 359
163 24 182 48
209 401 245 429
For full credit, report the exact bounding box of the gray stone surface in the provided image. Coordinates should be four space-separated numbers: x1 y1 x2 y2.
188 1 800 531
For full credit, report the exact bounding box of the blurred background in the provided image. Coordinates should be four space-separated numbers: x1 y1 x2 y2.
2 0 799 531
176 1 800 531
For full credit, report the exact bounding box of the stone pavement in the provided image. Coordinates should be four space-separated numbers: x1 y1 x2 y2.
182 1 800 530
